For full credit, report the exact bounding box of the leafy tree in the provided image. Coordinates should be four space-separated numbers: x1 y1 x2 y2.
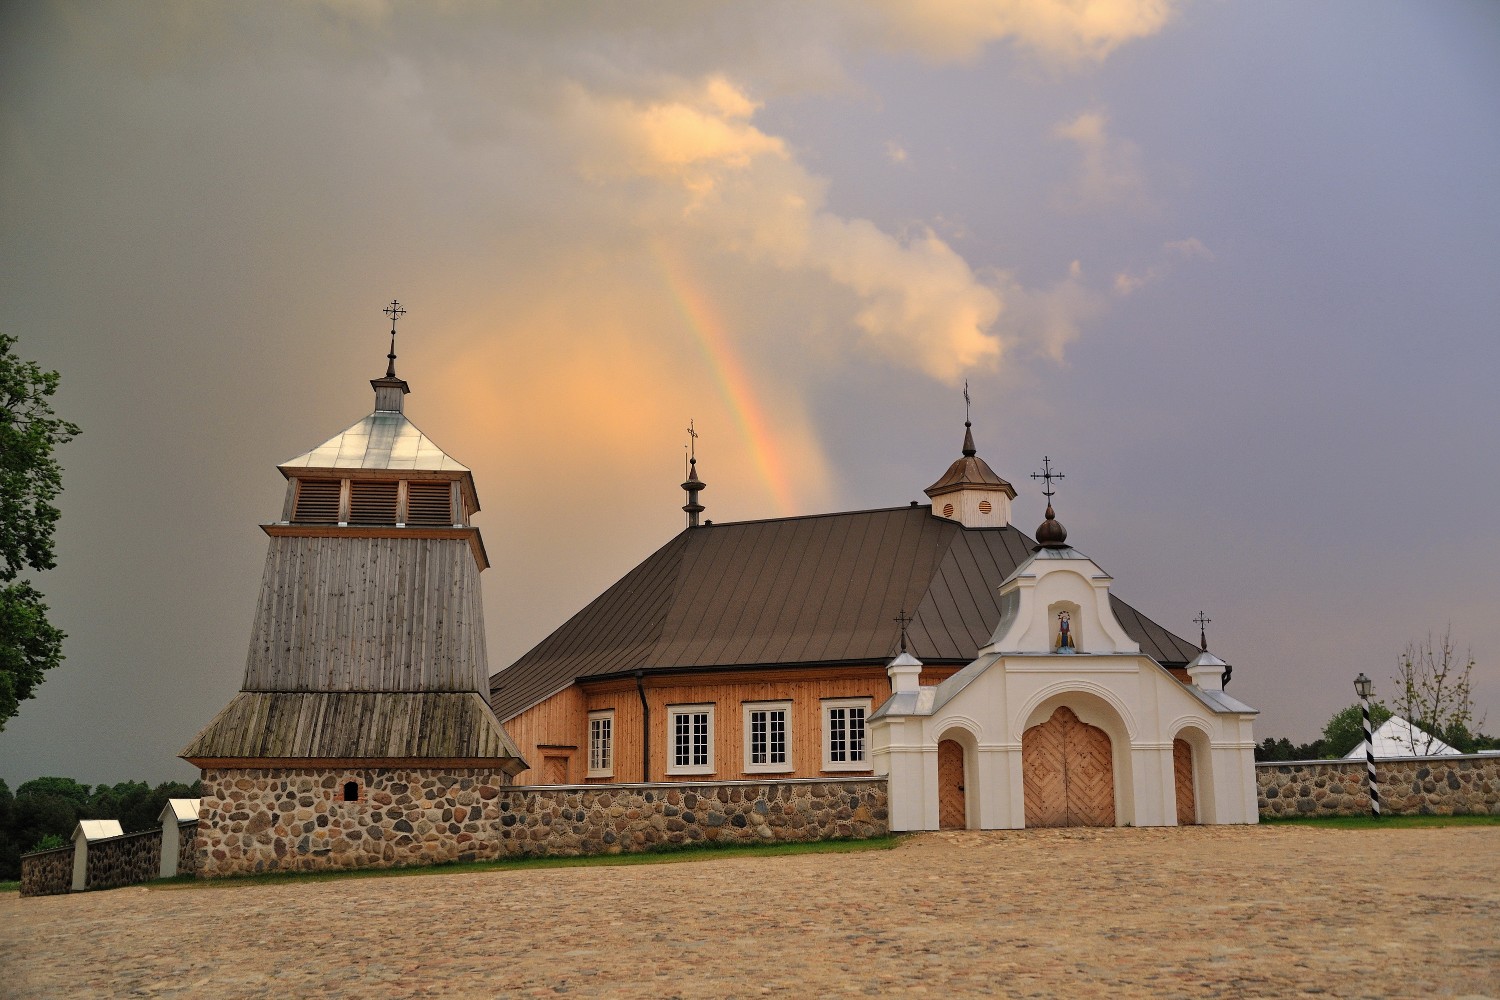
1393 627 1482 754
1322 701 1393 758
1254 736 1329 762
0 334 79 729
15 776 91 809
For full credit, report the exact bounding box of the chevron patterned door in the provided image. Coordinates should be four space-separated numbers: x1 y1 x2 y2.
1173 738 1197 825
1022 707 1116 827
937 739 967 829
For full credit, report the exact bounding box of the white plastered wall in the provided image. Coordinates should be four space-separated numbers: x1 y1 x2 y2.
875 551 1258 830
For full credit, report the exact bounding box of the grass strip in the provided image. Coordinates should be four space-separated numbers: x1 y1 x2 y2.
148 834 902 890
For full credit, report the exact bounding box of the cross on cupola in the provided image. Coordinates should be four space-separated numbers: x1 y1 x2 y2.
1194 611 1212 650
382 299 407 378
371 298 411 413
1030 456 1070 551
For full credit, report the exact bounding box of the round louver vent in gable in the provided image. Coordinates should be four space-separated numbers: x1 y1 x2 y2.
979 500 992 514
943 503 955 518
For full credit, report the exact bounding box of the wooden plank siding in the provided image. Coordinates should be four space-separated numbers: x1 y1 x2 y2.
181 691 523 763
242 535 488 692
501 665 958 785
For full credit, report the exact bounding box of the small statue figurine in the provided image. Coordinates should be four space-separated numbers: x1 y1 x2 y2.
1056 610 1075 652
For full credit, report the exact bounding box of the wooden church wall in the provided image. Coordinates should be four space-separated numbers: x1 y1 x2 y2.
501 664 959 786
243 536 487 692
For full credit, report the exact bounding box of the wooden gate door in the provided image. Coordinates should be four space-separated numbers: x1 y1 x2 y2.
1022 707 1115 827
1173 738 1197 825
937 739 967 830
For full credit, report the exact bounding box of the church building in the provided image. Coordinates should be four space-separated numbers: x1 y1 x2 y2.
490 420 1259 827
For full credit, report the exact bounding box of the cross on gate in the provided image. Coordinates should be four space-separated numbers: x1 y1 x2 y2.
1031 456 1064 500
1194 611 1211 650
894 609 912 654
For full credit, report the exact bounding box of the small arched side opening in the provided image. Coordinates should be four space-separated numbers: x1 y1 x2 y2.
1021 691 1132 828
1171 724 1216 825
935 726 979 830
341 780 361 803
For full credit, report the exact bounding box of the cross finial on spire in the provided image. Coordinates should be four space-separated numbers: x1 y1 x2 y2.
381 299 407 378
1031 456 1064 501
894 608 912 654
682 419 706 527
1194 611 1212 650
963 380 971 423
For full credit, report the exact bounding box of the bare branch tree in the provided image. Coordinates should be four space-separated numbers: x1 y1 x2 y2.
1392 626 1480 755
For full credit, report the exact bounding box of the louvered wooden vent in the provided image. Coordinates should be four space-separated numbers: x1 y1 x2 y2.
294 480 342 523
406 480 454 526
943 503 955 518
979 500 993 514
349 480 399 525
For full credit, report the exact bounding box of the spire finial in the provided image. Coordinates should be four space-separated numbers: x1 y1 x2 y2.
382 299 407 378
682 419 706 528
894 608 912 654
1030 455 1069 550
1194 611 1211 650
961 381 976 457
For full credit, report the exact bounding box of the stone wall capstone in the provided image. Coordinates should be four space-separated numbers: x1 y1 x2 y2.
1257 754 1500 818
198 768 888 878
19 845 73 897
85 829 162 891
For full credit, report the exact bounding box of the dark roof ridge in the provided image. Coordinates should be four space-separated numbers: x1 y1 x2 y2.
690 502 930 529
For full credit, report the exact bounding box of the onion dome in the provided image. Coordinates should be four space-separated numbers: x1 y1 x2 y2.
1033 503 1069 550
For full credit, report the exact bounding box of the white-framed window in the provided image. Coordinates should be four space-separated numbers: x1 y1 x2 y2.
667 704 715 775
822 698 873 771
588 709 615 778
742 701 793 773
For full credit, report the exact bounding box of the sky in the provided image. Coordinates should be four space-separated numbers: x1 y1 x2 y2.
2 1 1497 788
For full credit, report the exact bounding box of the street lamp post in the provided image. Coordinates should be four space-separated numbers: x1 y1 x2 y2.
1354 673 1380 817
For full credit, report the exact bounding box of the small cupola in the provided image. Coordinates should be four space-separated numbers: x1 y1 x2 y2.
372 299 411 414
924 390 1016 527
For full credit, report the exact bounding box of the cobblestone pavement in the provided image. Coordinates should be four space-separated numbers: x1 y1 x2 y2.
3 825 1497 999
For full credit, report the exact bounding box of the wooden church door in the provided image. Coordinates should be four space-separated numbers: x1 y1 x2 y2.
937 739 967 830
1022 707 1116 828
1173 738 1197 825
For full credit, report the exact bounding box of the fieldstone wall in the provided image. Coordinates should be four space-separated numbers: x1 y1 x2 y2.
1258 754 1500 818
198 767 887 878
19 845 73 897
85 829 163 891
501 779 887 857
176 822 199 876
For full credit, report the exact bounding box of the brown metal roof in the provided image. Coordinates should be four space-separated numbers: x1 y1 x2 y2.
489 505 1201 721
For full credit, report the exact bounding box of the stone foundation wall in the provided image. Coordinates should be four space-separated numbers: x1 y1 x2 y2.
85 829 163 891
199 767 888 877
1258 754 1500 818
19 845 73 897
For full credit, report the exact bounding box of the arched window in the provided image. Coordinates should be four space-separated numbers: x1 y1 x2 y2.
342 781 360 802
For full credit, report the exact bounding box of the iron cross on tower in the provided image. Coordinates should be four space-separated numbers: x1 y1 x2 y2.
382 299 407 377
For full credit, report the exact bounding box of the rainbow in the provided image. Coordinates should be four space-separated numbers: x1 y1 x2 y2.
653 240 798 516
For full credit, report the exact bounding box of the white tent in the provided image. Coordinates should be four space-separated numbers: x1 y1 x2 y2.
1344 716 1460 758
